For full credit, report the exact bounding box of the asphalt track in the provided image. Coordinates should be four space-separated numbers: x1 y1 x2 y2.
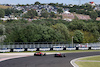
0 52 100 67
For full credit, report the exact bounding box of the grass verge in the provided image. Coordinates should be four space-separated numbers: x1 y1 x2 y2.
79 56 100 61
76 62 100 67
76 56 100 67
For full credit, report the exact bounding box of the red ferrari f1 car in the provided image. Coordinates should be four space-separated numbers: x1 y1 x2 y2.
54 53 66 57
34 52 46 56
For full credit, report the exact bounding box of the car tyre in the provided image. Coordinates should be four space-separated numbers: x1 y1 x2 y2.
34 54 36 56
44 53 46 56
63 55 66 57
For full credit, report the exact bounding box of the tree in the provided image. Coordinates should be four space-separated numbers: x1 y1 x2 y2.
96 11 100 17
68 20 86 31
5 24 24 42
34 1 40 5
41 9 49 18
89 11 98 20
0 9 5 18
48 3 58 6
0 24 4 35
86 22 98 32
49 12 56 18
84 3 93 11
4 8 12 16
57 8 63 14
52 23 69 42
73 30 84 43
69 8 76 13
82 31 95 43
23 9 38 19
59 3 63 7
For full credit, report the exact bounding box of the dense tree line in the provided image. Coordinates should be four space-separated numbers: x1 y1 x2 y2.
0 19 99 43
23 9 38 19
0 8 23 17
4 23 69 42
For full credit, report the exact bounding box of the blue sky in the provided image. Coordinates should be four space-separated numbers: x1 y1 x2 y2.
0 0 100 5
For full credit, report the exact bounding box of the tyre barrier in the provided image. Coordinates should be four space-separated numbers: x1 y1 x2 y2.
10 49 13 52
63 47 66 50
76 47 79 50
39 48 50 51
27 48 37 51
91 47 100 50
0 47 100 52
50 48 53 51
36 48 39 51
0 48 10 52
79 47 88 50
24 48 27 51
66 47 76 50
88 47 91 50
13 48 24 52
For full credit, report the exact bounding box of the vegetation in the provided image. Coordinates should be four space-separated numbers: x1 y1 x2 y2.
89 11 98 20
23 9 38 19
0 9 5 18
79 56 100 61
73 30 84 43
41 9 49 18
57 8 63 14
76 56 100 67
0 5 12 9
0 19 99 43
0 3 100 43
76 62 100 67
34 1 41 5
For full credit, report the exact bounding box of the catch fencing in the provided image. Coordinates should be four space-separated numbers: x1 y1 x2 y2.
0 42 100 49
0 42 73 49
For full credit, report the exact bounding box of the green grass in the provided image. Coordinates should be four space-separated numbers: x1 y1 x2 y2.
76 62 100 67
80 56 100 61
76 56 100 67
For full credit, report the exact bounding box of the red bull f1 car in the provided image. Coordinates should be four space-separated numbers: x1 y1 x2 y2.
54 53 66 57
34 52 46 56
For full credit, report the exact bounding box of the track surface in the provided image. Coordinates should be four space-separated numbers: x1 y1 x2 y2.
0 52 100 67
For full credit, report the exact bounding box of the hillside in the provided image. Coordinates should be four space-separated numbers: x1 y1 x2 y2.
0 5 12 9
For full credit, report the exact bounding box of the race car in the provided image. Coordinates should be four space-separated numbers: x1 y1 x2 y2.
34 52 46 56
54 53 66 57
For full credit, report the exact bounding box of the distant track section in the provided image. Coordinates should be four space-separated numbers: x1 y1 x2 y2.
0 52 100 67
